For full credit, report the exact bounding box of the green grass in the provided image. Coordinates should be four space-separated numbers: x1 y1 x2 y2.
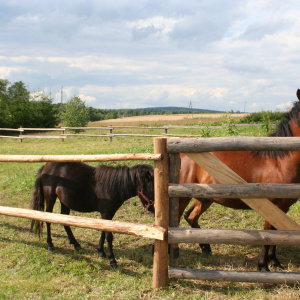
1 128 300 299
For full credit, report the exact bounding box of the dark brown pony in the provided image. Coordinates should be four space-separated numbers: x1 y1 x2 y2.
179 90 300 272
30 162 154 268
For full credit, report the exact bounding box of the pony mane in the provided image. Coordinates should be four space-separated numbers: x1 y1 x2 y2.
94 165 134 200
253 100 300 158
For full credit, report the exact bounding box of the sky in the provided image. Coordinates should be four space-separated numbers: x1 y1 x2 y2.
1 0 300 113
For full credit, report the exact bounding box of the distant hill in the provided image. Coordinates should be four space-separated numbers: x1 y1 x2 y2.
87 105 227 122
136 106 225 113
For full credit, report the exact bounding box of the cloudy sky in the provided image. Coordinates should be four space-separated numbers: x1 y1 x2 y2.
1 0 300 112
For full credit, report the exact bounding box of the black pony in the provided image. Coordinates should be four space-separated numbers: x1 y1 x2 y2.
30 162 154 267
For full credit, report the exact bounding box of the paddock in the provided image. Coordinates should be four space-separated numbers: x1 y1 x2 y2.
1 136 300 290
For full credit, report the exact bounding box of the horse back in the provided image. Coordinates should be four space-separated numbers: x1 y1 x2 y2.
40 162 98 212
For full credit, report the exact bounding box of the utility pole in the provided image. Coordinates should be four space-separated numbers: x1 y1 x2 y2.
244 101 247 113
58 86 65 124
189 100 193 118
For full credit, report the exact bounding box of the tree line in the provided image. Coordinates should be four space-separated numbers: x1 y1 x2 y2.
0 79 285 130
0 79 209 129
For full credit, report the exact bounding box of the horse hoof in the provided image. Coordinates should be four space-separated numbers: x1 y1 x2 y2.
271 263 284 270
99 252 106 259
74 244 81 251
110 262 118 269
258 266 270 272
202 250 212 256
48 246 54 252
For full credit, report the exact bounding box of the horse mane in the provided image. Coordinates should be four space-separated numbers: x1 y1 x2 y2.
94 165 135 200
253 100 300 158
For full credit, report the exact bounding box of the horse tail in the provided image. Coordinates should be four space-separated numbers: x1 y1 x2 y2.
30 166 45 237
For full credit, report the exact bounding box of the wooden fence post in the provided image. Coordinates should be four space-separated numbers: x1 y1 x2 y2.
169 153 180 267
19 126 23 143
109 126 113 142
153 137 169 288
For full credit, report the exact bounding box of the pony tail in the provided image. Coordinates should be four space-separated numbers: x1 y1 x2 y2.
30 166 45 237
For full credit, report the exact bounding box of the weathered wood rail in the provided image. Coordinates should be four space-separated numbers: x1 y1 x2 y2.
0 124 271 142
0 206 165 240
0 153 162 162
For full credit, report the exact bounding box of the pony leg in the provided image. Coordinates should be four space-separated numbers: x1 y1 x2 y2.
98 211 118 268
97 231 106 258
61 203 81 250
97 231 117 268
46 222 54 251
45 198 56 251
106 232 117 268
184 198 213 254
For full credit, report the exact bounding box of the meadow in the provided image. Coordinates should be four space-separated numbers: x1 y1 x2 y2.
1 117 300 299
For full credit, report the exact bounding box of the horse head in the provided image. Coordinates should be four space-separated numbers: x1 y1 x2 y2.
134 164 155 213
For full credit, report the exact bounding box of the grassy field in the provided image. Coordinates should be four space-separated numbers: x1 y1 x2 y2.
1 120 300 299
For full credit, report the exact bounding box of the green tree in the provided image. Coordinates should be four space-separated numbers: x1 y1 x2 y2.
0 79 11 127
30 92 58 128
63 96 89 128
7 81 31 128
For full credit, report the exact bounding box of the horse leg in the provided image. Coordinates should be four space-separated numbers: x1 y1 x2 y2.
267 202 294 270
60 203 81 250
106 231 117 268
268 245 283 270
98 211 118 268
97 231 106 258
43 194 57 251
257 221 283 271
97 230 117 268
46 222 54 252
184 198 213 254
257 244 270 272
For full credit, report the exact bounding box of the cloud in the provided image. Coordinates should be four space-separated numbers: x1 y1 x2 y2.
1 1 300 113
276 101 293 111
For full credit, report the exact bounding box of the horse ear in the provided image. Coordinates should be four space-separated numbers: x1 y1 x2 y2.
297 89 300 101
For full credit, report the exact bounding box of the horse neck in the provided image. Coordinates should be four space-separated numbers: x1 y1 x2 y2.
128 169 141 198
290 119 300 137
118 168 137 201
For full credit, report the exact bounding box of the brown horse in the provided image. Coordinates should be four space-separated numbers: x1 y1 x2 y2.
178 90 300 272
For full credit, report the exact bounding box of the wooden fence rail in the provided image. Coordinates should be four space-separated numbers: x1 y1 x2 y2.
0 124 273 142
167 136 300 152
169 183 300 199
0 206 165 240
168 228 300 245
168 268 300 284
0 153 162 162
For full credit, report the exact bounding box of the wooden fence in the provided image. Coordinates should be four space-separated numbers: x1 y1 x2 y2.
151 137 300 288
0 124 272 142
2 136 300 288
0 151 168 289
